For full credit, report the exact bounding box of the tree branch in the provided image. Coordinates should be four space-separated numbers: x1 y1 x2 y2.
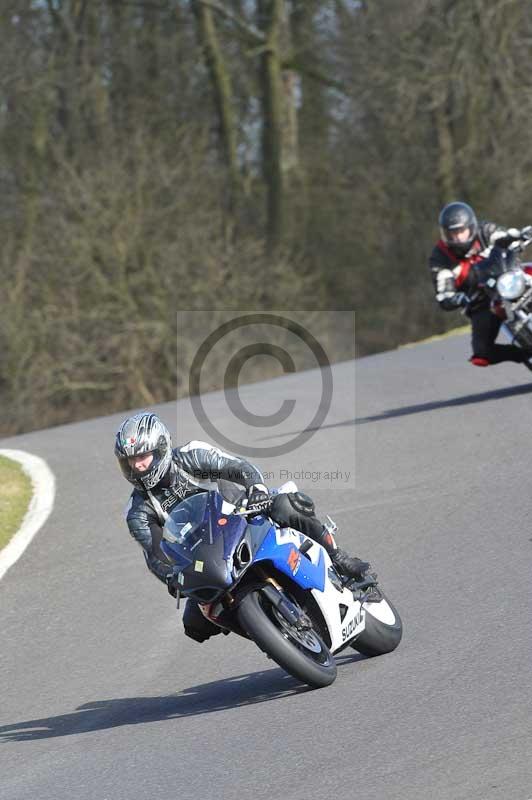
282 53 348 94
45 0 74 39
114 0 168 9
196 0 265 44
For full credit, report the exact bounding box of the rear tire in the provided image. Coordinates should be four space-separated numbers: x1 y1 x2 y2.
351 593 403 657
237 589 337 689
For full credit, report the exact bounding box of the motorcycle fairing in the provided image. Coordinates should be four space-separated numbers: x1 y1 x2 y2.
253 528 368 652
252 522 327 592
291 538 368 652
161 490 369 652
161 491 249 595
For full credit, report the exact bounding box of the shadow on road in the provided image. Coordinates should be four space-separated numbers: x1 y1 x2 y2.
0 654 365 742
353 381 532 426
259 381 532 436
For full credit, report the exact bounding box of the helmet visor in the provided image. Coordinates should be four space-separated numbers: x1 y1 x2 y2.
441 223 476 255
117 448 160 482
445 224 473 243
127 451 155 475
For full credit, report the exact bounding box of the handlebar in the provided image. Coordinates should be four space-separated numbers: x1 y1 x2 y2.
234 501 271 518
509 227 532 252
234 506 255 517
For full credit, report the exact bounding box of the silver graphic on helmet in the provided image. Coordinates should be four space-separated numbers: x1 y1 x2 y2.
114 412 172 490
439 201 479 257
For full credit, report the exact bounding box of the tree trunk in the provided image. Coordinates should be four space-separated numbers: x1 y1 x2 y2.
434 88 457 202
191 0 241 215
257 0 297 252
291 0 324 162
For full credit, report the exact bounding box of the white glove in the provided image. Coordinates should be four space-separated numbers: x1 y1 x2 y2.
436 269 456 301
489 228 521 246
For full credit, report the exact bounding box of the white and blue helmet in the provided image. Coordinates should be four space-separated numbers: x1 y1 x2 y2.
115 412 172 490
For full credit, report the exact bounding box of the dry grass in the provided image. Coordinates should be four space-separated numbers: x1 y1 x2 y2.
0 456 32 552
399 325 470 349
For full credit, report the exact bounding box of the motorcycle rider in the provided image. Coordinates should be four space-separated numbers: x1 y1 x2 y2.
115 411 371 643
430 201 531 368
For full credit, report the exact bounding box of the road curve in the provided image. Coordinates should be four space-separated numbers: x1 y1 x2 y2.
1 333 531 800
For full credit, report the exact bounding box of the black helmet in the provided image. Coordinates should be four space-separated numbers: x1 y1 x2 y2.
439 201 479 256
115 412 172 490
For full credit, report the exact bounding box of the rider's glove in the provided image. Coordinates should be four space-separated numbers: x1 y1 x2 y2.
489 228 522 248
436 270 468 309
436 270 459 306
436 268 455 297
246 483 270 515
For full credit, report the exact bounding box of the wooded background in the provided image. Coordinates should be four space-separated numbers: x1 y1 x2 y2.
1 0 531 435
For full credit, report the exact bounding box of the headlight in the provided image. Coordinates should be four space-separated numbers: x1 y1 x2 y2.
497 271 526 300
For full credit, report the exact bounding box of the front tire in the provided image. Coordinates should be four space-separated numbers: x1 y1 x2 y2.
237 589 337 689
351 593 403 657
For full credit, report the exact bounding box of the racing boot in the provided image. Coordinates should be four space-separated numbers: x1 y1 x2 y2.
318 516 371 580
330 549 371 580
269 493 372 580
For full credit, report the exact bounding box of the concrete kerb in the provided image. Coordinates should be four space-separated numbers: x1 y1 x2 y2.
0 449 56 581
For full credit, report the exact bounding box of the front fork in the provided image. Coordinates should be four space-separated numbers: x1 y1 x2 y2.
199 574 306 637
500 317 532 352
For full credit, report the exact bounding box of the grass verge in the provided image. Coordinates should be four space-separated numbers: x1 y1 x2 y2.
400 324 470 349
0 455 33 552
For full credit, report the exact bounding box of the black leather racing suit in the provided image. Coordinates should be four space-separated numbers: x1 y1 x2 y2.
429 221 527 364
125 441 264 579
125 441 328 642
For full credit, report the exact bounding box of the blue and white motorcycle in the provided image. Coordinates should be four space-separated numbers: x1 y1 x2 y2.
161 483 402 689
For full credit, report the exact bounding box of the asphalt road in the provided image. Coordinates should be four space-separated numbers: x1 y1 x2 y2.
1 333 531 800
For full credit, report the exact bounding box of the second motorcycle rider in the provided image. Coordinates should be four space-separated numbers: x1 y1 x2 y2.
429 201 532 369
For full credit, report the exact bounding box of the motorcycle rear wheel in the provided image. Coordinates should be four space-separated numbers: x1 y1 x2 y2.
237 589 337 689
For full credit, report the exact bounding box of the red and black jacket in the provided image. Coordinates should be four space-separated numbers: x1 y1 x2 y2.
429 221 502 312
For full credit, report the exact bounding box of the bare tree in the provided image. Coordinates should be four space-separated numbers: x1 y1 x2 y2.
191 0 241 216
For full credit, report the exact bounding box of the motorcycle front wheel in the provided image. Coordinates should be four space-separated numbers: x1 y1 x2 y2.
351 593 403 657
237 589 337 689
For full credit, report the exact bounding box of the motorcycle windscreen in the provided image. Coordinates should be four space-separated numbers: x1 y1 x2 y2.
164 492 208 547
161 491 247 598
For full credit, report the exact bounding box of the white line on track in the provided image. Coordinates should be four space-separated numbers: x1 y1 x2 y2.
0 449 56 581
